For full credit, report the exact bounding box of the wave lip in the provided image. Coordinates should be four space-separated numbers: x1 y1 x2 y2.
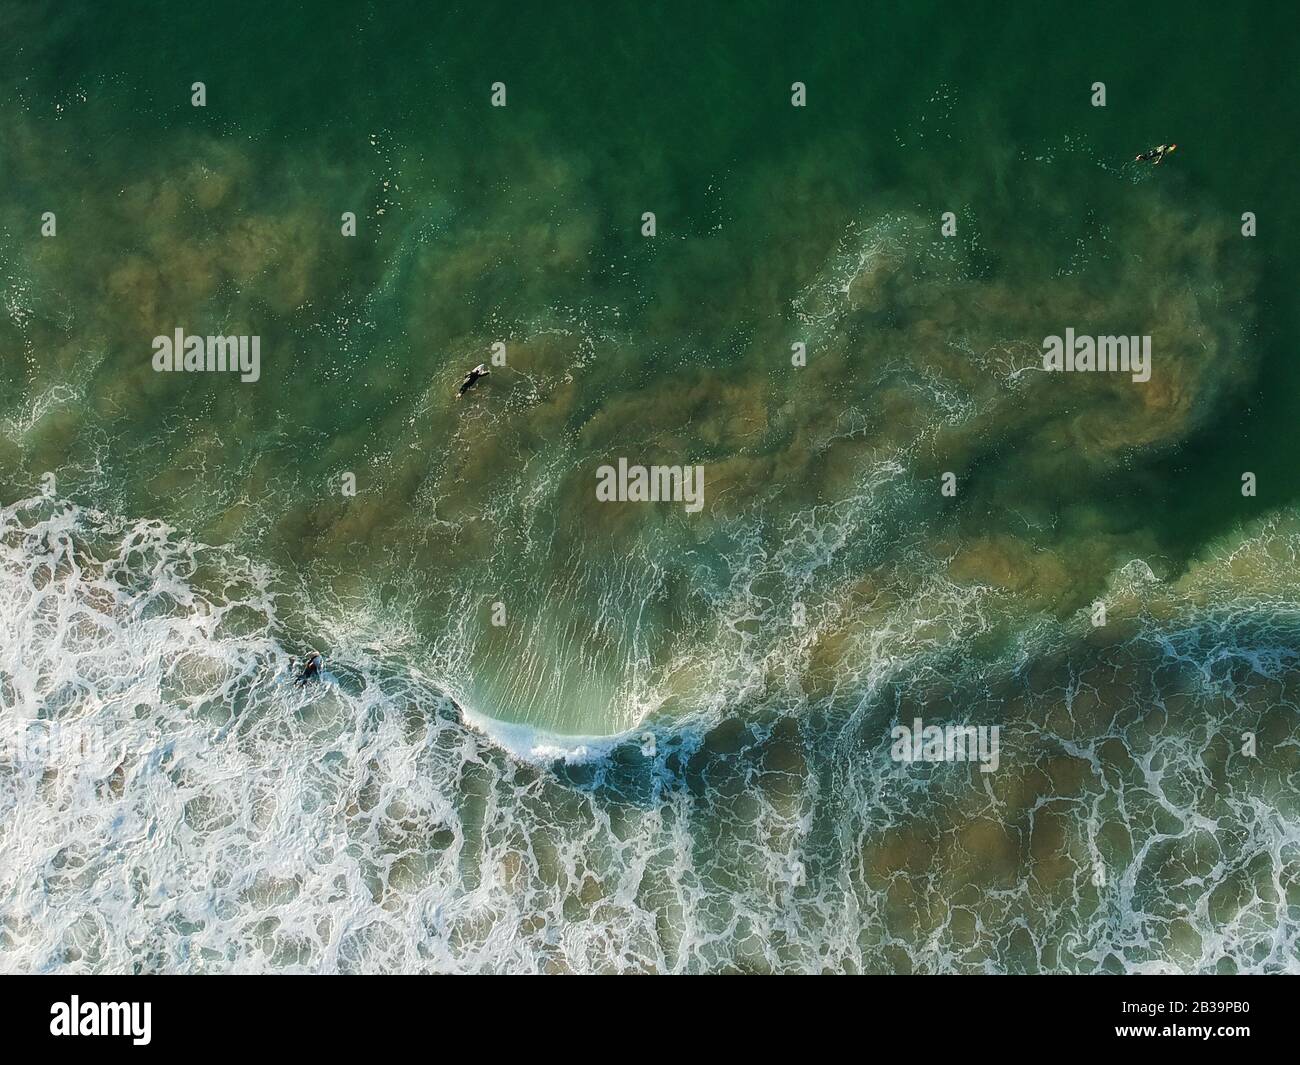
456 701 636 765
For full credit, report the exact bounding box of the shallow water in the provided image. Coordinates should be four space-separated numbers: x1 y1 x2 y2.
1 1 1298 972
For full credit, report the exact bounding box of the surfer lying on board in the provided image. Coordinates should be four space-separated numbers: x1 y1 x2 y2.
457 364 490 398
1134 143 1176 165
293 652 323 687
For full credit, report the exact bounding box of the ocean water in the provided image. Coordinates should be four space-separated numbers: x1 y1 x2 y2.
1 1 1298 973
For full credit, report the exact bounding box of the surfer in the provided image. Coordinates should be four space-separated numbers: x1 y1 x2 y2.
456 364 490 398
294 651 323 687
1134 143 1176 165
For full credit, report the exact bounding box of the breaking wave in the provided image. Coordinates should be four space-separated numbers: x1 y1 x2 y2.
3 490 1297 973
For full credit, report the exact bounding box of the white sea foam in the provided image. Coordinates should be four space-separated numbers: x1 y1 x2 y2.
455 703 631 766
3 491 1298 974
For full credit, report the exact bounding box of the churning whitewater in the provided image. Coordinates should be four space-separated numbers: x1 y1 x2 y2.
2 0 1298 976
4 490 1298 973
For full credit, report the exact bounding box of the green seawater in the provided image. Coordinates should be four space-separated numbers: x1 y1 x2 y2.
1 1 1298 973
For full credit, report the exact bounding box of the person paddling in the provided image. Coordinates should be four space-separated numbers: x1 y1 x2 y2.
294 652 323 687
457 364 490 398
1134 143 1177 165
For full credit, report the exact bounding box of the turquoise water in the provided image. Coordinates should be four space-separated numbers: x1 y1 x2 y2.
1 1 1298 972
